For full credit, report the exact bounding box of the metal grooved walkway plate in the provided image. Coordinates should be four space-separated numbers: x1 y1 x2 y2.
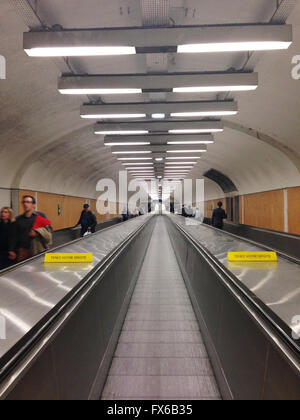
101 216 221 401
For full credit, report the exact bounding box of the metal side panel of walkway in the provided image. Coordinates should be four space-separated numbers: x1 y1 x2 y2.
101 216 221 401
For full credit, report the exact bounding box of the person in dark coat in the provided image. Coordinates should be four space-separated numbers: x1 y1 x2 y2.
0 207 15 270
212 201 227 230
9 195 51 263
76 204 97 237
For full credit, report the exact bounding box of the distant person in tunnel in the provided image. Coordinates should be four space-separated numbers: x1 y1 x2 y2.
9 195 53 262
0 207 15 270
77 204 97 237
121 207 129 222
212 201 227 230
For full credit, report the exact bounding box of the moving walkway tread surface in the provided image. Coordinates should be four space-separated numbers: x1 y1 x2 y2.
101 216 221 400
0 215 152 367
170 214 300 339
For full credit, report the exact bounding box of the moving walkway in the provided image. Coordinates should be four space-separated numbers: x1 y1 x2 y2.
0 214 299 400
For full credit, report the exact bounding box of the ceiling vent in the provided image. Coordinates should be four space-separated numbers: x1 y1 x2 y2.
140 0 170 26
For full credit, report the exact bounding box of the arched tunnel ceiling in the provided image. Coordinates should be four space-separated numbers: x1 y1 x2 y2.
0 0 300 199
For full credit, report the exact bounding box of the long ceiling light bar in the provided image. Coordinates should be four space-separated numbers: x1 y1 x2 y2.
104 134 214 144
60 73 257 95
110 145 208 154
60 88 142 95
96 130 149 135
113 151 151 154
169 129 223 134
167 141 214 145
167 150 207 153
104 142 151 146
166 162 197 165
25 46 136 57
163 166 193 169
166 157 201 160
178 41 291 54
81 101 238 118
117 158 152 161
173 86 256 93
24 25 292 56
82 114 146 119
171 111 236 117
122 163 153 166
95 121 223 134
123 163 154 171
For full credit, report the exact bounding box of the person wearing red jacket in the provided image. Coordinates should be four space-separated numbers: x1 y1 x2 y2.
30 214 53 256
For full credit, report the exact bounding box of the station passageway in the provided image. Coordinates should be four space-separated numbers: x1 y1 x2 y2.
102 217 220 400
1 0 300 403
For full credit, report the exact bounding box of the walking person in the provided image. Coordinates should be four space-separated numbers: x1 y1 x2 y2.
9 195 53 262
121 207 128 222
76 204 97 237
212 201 227 230
0 207 15 270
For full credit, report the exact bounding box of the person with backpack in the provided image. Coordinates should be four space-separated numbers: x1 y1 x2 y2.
76 204 97 237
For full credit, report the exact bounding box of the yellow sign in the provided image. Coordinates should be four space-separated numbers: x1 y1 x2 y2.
228 252 278 263
44 253 93 264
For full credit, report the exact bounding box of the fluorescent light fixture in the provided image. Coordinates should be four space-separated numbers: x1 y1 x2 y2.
113 151 151 154
125 167 153 170
60 88 142 95
166 157 201 160
169 129 223 134
167 150 207 153
152 113 166 119
25 25 291 56
171 111 237 117
82 113 146 119
163 166 193 169
81 101 237 119
123 163 153 167
105 142 150 146
25 46 136 57
173 86 257 93
155 158 164 162
167 141 214 145
96 130 148 135
166 161 197 164
118 158 152 161
178 41 291 54
60 72 257 97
